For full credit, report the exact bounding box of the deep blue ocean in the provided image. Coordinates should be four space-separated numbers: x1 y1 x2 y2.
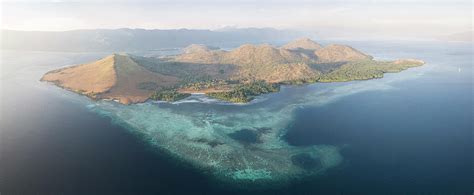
1 40 472 194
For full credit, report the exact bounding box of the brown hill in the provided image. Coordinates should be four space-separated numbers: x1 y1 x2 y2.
174 49 225 64
173 43 318 82
174 40 375 70
220 44 316 82
175 44 224 64
41 55 117 94
42 54 179 104
222 44 310 66
314 44 373 63
280 37 323 50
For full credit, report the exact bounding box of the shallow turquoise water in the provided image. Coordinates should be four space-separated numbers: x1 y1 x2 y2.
1 40 472 193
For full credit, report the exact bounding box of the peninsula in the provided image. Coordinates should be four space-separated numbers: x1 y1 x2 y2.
41 38 424 104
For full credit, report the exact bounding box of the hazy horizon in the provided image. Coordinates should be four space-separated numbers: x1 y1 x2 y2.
2 0 472 39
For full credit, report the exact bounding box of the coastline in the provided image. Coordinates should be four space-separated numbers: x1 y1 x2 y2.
41 60 424 105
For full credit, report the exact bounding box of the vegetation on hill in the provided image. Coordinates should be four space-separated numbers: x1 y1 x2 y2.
180 79 238 91
150 89 191 102
207 81 280 103
318 59 424 82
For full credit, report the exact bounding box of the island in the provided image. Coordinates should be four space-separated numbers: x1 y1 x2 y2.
41 38 424 104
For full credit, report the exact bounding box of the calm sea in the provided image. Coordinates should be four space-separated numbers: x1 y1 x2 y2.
1 40 472 194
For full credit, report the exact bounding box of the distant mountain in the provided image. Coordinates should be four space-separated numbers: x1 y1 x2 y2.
42 38 424 104
2 28 303 52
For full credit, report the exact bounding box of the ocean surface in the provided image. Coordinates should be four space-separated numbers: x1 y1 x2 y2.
1 40 472 194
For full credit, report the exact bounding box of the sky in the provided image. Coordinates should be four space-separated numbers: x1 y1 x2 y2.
1 0 472 39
